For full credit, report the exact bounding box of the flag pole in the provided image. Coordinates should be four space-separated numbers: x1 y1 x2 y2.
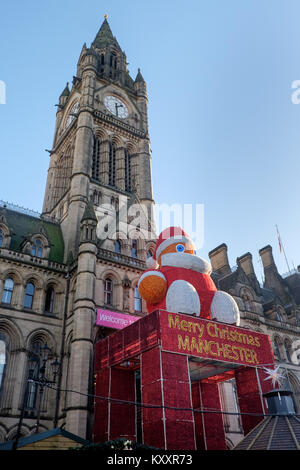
276 224 291 274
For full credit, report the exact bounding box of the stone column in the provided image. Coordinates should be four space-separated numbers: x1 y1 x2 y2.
65 212 97 438
99 140 110 185
61 52 97 262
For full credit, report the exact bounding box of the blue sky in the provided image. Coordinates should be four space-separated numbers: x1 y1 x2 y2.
0 0 300 281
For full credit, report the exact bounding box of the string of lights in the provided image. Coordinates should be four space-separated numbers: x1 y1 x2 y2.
42 381 300 419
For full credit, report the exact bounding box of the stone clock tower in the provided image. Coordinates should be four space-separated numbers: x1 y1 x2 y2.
41 17 156 438
42 16 155 261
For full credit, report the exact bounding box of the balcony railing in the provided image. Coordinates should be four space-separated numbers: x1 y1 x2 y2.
97 248 146 270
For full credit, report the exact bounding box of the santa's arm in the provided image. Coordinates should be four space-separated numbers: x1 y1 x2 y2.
138 270 167 304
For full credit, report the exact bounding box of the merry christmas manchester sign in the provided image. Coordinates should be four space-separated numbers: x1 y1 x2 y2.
160 311 273 366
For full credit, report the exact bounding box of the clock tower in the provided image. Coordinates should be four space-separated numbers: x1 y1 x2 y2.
41 17 156 438
42 16 155 261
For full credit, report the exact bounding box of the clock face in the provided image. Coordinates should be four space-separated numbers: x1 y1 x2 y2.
66 102 79 128
104 95 128 119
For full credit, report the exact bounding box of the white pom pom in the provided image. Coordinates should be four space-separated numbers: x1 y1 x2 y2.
146 257 159 269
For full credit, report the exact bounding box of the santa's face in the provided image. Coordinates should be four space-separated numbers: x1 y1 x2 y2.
158 241 212 275
157 241 195 266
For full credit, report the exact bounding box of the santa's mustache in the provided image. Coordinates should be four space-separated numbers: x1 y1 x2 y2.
161 252 212 275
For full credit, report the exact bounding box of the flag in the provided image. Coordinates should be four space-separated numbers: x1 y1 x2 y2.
276 225 283 253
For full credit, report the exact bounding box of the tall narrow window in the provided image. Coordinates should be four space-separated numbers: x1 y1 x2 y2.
2 278 14 304
124 149 131 192
0 335 7 398
92 137 101 181
134 287 142 312
131 239 137 258
45 287 54 313
114 240 121 254
273 337 281 360
31 239 43 258
26 341 43 409
0 229 3 247
285 339 292 363
24 282 35 309
109 142 116 186
104 279 113 305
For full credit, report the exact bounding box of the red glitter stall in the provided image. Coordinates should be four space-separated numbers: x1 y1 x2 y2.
93 310 275 450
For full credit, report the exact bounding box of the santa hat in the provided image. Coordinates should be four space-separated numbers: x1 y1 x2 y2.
146 226 193 269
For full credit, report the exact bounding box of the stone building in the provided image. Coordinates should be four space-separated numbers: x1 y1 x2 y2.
0 17 300 448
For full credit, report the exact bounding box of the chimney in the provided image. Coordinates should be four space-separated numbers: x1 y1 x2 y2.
208 243 231 275
259 245 275 269
237 252 254 276
264 389 295 416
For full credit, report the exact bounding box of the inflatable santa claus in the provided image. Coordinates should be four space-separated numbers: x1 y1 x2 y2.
138 226 240 325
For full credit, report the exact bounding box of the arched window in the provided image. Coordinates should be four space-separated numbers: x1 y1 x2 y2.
131 239 137 258
276 307 285 323
109 142 116 186
2 278 14 304
104 278 113 305
92 137 101 181
114 240 121 254
147 250 153 259
31 239 43 258
124 149 131 192
26 341 45 409
0 228 3 247
0 334 7 398
134 286 142 312
44 287 54 313
284 339 292 363
273 337 282 360
24 282 35 309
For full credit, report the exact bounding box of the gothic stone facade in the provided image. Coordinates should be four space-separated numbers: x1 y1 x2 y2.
0 18 300 448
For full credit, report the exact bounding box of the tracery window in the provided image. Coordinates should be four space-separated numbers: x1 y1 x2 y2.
124 149 131 192
92 137 101 181
109 142 116 186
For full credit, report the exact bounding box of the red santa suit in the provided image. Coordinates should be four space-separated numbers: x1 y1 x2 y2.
138 252 217 319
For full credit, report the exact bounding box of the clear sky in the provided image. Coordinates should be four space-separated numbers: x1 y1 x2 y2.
0 0 300 282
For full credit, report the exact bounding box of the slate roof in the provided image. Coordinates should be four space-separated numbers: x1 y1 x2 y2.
234 414 300 450
0 427 88 450
0 207 64 264
92 18 121 50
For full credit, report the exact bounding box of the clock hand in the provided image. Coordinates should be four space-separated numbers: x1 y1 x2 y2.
115 102 123 117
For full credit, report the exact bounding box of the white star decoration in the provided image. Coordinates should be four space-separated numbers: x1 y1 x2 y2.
263 366 285 388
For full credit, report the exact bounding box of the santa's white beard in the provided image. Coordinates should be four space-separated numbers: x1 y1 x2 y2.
161 252 212 274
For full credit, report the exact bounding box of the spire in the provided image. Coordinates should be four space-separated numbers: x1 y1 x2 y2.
135 68 145 83
60 82 70 97
92 16 120 50
81 201 97 223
